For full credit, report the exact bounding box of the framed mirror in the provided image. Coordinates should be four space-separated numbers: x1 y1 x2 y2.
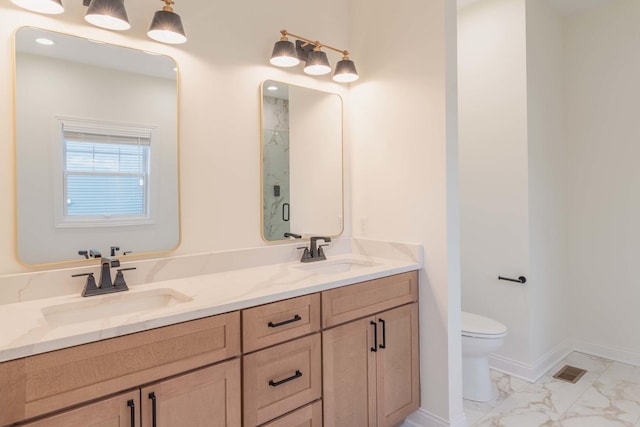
14 27 180 266
260 80 343 242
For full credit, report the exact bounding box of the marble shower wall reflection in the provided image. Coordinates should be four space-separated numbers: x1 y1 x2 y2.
262 96 290 240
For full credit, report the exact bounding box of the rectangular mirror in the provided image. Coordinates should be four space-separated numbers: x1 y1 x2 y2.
14 27 180 266
261 80 343 242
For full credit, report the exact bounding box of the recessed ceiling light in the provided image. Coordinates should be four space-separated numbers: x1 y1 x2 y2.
35 38 54 46
267 86 278 91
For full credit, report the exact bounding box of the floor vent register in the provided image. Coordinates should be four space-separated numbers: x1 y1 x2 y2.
553 365 587 383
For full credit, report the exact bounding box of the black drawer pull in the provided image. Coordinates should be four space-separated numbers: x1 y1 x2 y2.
268 314 302 328
379 318 386 349
127 399 135 427
370 321 378 352
269 370 302 387
148 392 157 427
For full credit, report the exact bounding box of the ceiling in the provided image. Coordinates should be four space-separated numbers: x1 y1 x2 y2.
15 27 176 80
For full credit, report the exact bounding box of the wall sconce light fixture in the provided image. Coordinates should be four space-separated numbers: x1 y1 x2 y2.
10 0 64 14
269 30 359 83
84 0 130 31
147 0 187 44
11 0 187 45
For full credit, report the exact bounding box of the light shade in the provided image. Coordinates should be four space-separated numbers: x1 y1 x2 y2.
11 0 63 14
270 40 299 67
333 58 359 83
304 49 331 76
85 0 130 31
148 10 187 44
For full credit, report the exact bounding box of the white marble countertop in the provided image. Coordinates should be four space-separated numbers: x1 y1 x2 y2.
0 241 422 363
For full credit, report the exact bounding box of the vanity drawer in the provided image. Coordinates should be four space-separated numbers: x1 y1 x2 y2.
243 333 322 426
261 400 323 427
322 271 418 328
0 311 240 425
243 294 320 353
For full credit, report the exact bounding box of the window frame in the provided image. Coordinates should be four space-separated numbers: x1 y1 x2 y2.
54 117 157 229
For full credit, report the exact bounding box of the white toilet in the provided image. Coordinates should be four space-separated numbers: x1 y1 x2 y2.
461 311 507 402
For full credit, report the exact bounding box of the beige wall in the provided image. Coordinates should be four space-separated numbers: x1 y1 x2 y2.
349 0 462 424
458 0 532 365
567 0 640 365
1 2 463 425
0 1 349 273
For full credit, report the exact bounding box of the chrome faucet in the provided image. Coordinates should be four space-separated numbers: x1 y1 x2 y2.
299 236 331 262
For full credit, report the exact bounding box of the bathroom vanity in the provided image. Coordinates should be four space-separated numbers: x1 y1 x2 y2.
0 241 422 427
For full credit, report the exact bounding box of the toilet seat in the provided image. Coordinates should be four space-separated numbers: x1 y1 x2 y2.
461 311 507 339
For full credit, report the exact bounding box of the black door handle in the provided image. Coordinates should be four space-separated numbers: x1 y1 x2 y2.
148 392 157 427
498 275 527 284
268 314 302 328
269 370 302 387
370 321 378 352
379 318 386 349
127 399 135 427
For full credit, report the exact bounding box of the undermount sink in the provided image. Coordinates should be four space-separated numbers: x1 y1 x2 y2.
293 258 381 274
42 288 192 326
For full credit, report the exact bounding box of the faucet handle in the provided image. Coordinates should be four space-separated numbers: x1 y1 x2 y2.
318 243 330 257
114 267 136 290
72 272 99 297
297 246 312 262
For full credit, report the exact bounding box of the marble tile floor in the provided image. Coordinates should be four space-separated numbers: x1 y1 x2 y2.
465 352 640 427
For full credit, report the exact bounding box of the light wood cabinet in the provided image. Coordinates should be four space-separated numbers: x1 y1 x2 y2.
242 294 320 353
243 333 322 426
375 303 420 426
22 360 241 427
323 293 419 426
322 316 377 426
322 271 418 328
2 311 240 426
261 400 323 427
141 359 241 427
19 390 140 427
2 270 419 427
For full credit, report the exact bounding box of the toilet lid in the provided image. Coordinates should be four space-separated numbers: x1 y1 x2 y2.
461 312 507 338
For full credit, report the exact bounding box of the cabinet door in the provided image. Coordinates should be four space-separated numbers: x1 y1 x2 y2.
322 316 377 427
21 390 140 427
376 303 420 427
141 359 241 427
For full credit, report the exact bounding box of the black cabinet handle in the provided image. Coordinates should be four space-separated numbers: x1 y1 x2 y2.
269 370 302 387
379 318 386 349
148 392 157 427
127 399 135 427
370 321 378 352
268 314 302 328
282 203 290 222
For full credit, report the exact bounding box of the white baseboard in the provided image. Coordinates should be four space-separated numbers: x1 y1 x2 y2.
403 408 468 427
574 341 640 367
489 340 574 383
